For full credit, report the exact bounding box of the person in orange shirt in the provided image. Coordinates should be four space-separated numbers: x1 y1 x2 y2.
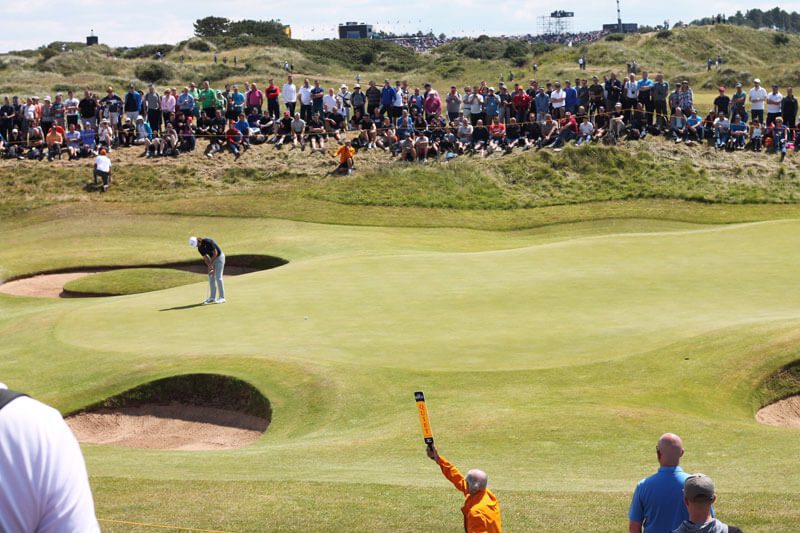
334 139 355 175
427 444 501 532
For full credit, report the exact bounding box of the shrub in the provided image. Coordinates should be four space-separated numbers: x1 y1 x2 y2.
656 29 672 39
134 62 174 83
186 38 213 52
198 64 239 82
122 44 174 59
605 33 625 42
774 33 790 46
39 47 59 61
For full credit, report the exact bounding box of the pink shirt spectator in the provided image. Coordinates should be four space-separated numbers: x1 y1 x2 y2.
160 94 176 113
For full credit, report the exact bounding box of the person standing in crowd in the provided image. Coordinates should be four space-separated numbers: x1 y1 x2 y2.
550 82 566 120
623 73 639 122
563 80 578 115
310 80 325 117
123 84 141 124
606 72 623 111
177 87 195 117
629 433 695 533
637 71 654 125
0 97 13 141
282 75 297 116
0 384 100 533
713 87 730 119
365 80 381 117
766 84 783 126
426 444 500 533
143 84 161 132
445 86 462 122
160 87 176 131
189 236 226 304
672 474 742 533
338 84 352 126
749 78 767 123
731 83 747 121
652 73 669 129
64 90 80 128
782 87 797 138
380 79 397 120
351 84 366 118
298 79 313 122
265 79 280 120
246 82 263 115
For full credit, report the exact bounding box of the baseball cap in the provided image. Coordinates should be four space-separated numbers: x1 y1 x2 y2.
99 148 107 155
684 474 715 502
754 78 761 84
736 82 742 87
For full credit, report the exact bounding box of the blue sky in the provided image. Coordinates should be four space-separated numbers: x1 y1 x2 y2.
2 1 797 53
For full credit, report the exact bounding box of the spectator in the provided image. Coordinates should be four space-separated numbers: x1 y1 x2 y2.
588 76 605 118
64 123 82 159
576 114 594 145
334 139 355 174
93 148 112 191
445 86 462 122
714 114 730 150
637 71 654 125
282 75 297 116
160 88 176 131
365 80 381 117
426 444 500 533
729 115 748 150
713 87 730 118
672 474 742 533
65 90 80 127
623 74 639 122
628 433 691 533
670 107 688 143
338 84 352 126
782 87 797 136
606 72 623 110
551 111 578 148
564 80 578 115
380 79 396 119
224 120 243 160
0 385 100 532
677 81 694 117
45 126 63 161
772 116 788 161
143 84 161 131
298 79 313 122
550 82 566 119
766 84 783 126
731 83 747 121
686 110 704 143
122 84 141 124
749 78 767 123
177 87 194 117
750 120 763 151
118 116 135 147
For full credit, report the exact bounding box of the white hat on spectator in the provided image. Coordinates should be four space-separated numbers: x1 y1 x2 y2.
754 78 761 84
44 96 51 101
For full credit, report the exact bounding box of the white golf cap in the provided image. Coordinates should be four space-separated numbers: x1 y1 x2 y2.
188 236 198 247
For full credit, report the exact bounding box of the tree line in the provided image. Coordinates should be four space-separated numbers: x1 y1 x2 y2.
691 8 800 33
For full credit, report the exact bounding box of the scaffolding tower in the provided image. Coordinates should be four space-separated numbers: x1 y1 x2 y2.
537 10 574 35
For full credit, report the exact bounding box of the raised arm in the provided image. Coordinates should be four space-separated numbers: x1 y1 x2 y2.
427 445 468 495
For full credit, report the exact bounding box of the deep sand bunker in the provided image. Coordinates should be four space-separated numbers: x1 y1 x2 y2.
0 254 288 298
65 374 272 450
756 395 800 428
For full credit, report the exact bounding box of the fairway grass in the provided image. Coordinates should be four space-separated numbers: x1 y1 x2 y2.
2 209 800 531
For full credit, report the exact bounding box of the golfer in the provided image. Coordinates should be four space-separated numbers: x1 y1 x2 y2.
189 236 225 304
426 444 501 532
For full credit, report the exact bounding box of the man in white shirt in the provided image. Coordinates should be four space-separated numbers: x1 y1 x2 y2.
298 79 313 122
0 384 99 533
64 90 80 127
94 148 112 192
550 82 566 119
282 74 297 116
766 84 783 126
749 78 767 123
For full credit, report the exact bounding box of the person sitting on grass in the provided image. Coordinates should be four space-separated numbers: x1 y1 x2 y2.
670 107 688 143
414 131 430 161
686 110 703 143
27 126 45 160
551 111 578 148
160 122 179 156
6 128 25 159
376 117 396 152
426 445 501 533
93 148 111 192
133 116 155 156
271 112 292 149
177 117 195 152
538 114 559 149
290 112 306 150
306 112 326 153
97 119 113 151
771 116 788 162
672 474 742 533
577 114 594 145
45 126 63 161
729 115 748 150
234 113 252 150
713 114 730 150
749 121 763 151
224 121 244 160
471 119 490 156
488 116 506 152
334 139 355 174
505 117 522 152
118 117 134 147
357 110 376 149
399 132 416 161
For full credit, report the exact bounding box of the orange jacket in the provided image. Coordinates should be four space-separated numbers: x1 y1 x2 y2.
336 144 355 164
437 456 501 533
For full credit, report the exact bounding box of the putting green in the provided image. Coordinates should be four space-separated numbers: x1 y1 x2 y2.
2 212 800 531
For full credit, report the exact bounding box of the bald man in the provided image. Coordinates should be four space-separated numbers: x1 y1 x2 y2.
427 445 501 532
629 433 693 533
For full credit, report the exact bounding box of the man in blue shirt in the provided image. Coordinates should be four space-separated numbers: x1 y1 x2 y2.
628 433 691 533
637 71 655 125
564 80 578 115
380 80 397 119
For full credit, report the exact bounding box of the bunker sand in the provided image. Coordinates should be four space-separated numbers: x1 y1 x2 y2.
756 395 800 428
66 402 269 450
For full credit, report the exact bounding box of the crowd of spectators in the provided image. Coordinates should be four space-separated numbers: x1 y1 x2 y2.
514 31 608 46
1 70 797 167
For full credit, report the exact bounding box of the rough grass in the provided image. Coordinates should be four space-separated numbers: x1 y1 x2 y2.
63 268 203 296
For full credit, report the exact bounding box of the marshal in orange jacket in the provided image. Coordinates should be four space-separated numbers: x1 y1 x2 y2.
436 455 501 533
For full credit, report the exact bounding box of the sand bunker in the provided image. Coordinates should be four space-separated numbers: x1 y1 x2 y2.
66 402 269 450
0 272 98 298
756 395 800 428
0 255 288 298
